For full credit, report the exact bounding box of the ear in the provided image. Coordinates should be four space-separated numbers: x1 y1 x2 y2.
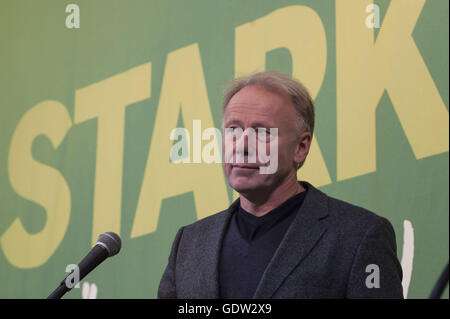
293 131 312 167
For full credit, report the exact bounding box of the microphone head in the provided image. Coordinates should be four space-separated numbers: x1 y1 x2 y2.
96 232 122 257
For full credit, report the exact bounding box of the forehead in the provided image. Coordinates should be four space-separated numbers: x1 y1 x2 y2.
224 85 295 126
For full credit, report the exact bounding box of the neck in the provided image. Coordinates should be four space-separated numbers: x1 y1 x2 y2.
239 172 305 217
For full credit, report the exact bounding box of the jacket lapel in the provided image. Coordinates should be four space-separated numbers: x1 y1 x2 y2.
197 198 239 298
252 182 329 298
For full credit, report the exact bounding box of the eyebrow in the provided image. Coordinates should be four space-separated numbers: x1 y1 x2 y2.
223 119 275 128
223 119 243 127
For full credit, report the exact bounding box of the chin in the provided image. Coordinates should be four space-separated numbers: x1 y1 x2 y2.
228 176 268 195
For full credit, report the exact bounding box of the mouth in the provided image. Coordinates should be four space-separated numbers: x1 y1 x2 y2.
231 164 260 170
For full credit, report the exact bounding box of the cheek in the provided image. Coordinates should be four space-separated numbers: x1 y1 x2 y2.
222 161 231 175
277 142 296 167
222 138 235 163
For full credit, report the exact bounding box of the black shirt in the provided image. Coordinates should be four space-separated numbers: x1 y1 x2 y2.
219 187 308 298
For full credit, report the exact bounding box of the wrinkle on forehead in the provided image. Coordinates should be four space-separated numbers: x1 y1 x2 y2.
223 86 297 130
225 105 276 127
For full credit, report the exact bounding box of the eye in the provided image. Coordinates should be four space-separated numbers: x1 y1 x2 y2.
256 128 270 141
256 127 278 142
227 126 244 134
224 126 243 139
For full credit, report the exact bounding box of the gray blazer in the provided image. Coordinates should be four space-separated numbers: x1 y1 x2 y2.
158 182 403 298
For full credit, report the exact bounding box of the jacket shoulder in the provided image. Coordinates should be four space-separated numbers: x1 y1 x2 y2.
182 208 231 233
324 194 395 238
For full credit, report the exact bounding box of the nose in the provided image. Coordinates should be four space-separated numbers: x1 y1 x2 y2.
235 128 257 163
235 131 248 154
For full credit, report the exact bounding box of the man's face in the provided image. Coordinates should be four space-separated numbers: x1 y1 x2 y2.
222 85 306 196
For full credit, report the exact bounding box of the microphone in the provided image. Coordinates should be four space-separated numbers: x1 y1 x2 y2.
47 232 121 299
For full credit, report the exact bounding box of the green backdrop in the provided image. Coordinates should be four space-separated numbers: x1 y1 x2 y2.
0 0 448 298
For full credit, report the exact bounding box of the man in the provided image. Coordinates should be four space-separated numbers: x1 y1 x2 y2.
158 71 403 299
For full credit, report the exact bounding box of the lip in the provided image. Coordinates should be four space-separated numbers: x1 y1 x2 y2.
231 164 260 169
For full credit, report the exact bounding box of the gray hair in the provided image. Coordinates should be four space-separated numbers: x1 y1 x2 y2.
222 71 315 169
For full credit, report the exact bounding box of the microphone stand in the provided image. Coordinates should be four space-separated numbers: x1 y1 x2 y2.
429 262 449 299
47 282 70 299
